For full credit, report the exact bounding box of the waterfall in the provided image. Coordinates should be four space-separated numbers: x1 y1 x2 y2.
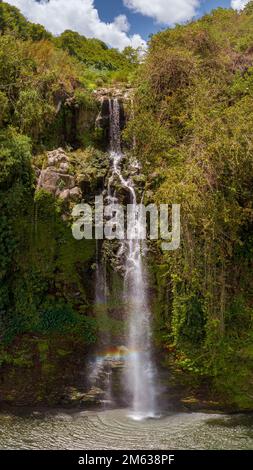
108 98 157 420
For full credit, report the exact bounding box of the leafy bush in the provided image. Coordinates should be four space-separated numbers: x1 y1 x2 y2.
128 3 253 406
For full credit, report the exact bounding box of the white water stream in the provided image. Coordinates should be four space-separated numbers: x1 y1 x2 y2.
108 98 157 420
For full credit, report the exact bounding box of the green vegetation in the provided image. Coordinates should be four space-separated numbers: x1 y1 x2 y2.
0 2 137 91
0 1 134 398
0 1 52 41
126 4 253 408
0 2 137 149
56 31 137 87
1 0 253 409
0 127 97 353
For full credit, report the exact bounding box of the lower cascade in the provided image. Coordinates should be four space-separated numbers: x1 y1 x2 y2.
91 96 157 420
123 194 157 420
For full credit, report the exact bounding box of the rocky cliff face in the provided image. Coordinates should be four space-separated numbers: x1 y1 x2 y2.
94 87 133 148
0 93 115 408
37 148 82 203
0 87 238 412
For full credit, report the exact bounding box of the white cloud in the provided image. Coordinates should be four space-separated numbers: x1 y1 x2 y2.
113 14 130 33
123 0 200 25
231 0 249 9
7 0 146 50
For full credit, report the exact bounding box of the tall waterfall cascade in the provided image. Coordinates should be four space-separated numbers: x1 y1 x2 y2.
108 98 157 420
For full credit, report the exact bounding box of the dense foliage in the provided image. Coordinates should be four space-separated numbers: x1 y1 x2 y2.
1 0 253 408
0 2 136 88
0 2 136 147
127 4 253 408
0 2 122 387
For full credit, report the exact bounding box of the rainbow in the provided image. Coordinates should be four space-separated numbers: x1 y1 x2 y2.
95 346 139 362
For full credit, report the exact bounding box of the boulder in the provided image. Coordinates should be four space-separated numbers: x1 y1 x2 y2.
69 186 82 202
47 148 69 167
59 162 69 174
36 148 83 204
38 168 61 195
56 187 82 203
38 168 75 195
58 189 70 201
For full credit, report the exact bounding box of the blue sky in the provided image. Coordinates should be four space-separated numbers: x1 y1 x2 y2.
8 1 247 49
94 0 231 40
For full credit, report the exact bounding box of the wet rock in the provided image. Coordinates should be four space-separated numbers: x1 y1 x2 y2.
95 97 125 146
95 99 110 129
62 386 104 405
93 87 133 102
81 386 104 403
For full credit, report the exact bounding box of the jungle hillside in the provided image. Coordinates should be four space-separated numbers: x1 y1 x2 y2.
0 0 253 411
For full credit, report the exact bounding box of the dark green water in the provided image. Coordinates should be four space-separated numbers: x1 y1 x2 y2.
0 409 252 450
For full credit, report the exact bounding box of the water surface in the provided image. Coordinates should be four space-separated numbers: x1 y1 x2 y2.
0 409 252 450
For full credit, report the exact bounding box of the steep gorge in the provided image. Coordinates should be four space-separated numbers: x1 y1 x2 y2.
1 1 253 414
